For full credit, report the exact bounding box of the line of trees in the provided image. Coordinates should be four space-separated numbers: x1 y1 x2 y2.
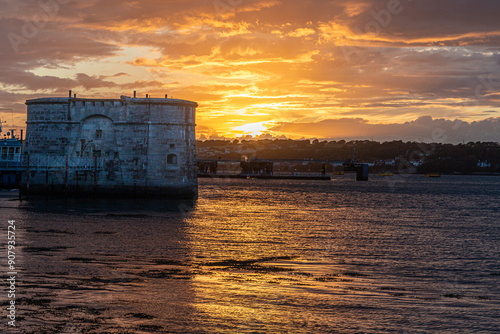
197 139 500 174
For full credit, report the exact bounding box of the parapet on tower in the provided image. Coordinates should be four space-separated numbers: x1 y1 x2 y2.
22 92 197 198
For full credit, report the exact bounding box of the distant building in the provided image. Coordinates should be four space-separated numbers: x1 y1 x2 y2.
0 129 23 188
477 160 492 168
22 93 197 198
1 136 22 163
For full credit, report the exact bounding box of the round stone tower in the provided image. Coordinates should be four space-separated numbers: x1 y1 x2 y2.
22 93 197 198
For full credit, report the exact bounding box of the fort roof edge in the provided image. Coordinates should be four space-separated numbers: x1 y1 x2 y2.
25 96 198 107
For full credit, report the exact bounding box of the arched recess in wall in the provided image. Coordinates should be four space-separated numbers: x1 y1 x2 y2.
77 115 117 158
167 154 178 165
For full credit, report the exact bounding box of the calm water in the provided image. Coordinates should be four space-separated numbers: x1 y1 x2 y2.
1 175 499 333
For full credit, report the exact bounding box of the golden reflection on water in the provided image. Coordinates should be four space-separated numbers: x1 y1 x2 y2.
2 176 499 332
184 184 360 332
180 177 500 332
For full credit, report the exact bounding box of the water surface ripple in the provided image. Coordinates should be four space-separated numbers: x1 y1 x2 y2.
1 175 499 333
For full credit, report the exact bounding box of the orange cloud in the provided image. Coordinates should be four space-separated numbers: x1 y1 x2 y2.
1 0 500 141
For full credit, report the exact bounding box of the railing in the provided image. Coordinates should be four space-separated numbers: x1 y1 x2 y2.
0 155 104 172
25 154 104 171
0 161 23 171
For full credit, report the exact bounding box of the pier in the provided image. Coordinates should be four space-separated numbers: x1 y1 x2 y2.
197 159 369 181
2 157 370 192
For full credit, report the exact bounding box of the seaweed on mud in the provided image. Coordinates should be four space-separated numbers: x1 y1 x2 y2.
54 305 107 315
152 259 187 265
315 274 339 282
137 324 164 332
136 268 193 279
391 293 406 297
380 286 406 291
343 272 370 277
46 272 70 276
204 256 294 267
93 231 116 235
65 257 96 262
73 317 104 324
248 265 293 273
28 229 75 234
23 246 70 252
18 297 53 306
84 307 107 315
54 305 86 311
126 313 155 319
87 277 141 284
475 296 491 300
55 282 101 290
106 213 151 218
201 256 295 273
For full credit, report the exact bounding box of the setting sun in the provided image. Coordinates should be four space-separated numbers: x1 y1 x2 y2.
232 121 271 137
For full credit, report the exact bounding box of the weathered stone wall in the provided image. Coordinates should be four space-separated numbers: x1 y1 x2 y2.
22 95 198 198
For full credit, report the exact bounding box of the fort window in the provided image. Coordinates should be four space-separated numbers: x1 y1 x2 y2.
167 154 178 165
170 144 175 148
96 130 103 139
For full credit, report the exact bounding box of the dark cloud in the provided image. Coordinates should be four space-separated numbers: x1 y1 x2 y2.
1 0 500 139
270 116 500 143
346 0 500 44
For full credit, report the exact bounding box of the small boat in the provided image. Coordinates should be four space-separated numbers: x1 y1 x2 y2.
425 173 441 178
378 172 393 176
332 171 344 175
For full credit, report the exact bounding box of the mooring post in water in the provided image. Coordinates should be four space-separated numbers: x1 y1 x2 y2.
65 155 69 190
18 171 22 201
26 153 30 199
356 164 369 181
93 156 98 192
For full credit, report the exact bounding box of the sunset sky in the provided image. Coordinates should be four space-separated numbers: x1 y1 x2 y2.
1 0 500 142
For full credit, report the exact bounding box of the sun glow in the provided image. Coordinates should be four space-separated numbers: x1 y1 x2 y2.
2 0 498 141
232 121 271 136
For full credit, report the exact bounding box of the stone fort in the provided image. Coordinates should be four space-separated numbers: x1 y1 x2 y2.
22 92 197 198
